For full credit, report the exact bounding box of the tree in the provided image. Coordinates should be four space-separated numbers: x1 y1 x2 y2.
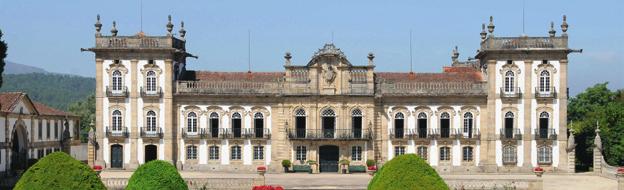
126 160 188 190
69 94 95 142
568 83 624 170
0 29 7 87
14 152 106 190
368 154 448 190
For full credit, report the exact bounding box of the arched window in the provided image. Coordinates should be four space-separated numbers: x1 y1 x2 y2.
209 112 219 138
462 146 474 161
537 146 552 164
187 112 197 133
351 109 363 138
146 71 157 92
503 145 517 164
463 112 474 138
440 147 451 161
539 70 551 92
394 112 405 138
321 109 336 138
254 112 264 138
504 71 514 93
231 112 242 138
295 109 306 138
146 111 156 132
112 70 123 91
417 146 428 160
417 112 428 138
504 112 514 138
112 110 122 131
440 112 451 138
539 112 550 139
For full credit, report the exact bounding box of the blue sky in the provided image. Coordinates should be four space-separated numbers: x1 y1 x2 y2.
0 0 622 95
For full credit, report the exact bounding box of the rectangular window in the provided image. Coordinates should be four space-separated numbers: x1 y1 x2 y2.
503 146 517 164
538 147 552 164
417 146 428 160
46 121 50 139
394 146 406 157
54 121 59 139
38 120 42 140
38 149 44 159
296 146 307 161
253 146 264 160
440 147 451 161
231 146 242 160
462 147 474 161
351 146 362 161
209 146 220 160
186 146 197 160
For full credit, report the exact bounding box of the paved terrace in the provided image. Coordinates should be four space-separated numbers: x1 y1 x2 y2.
100 171 617 190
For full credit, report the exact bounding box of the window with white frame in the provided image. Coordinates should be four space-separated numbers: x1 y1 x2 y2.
539 70 551 92
187 112 197 133
232 112 242 137
209 112 219 138
296 146 307 161
417 112 428 138
440 147 451 161
351 146 362 161
462 146 474 161
112 110 122 131
503 146 517 164
394 146 406 157
186 145 197 160
254 112 264 138
146 70 157 93
394 112 405 138
440 112 451 138
38 120 42 140
417 146 428 160
351 109 363 138
146 111 157 132
231 145 242 160
463 112 474 138
504 71 515 93
112 70 123 91
209 145 220 160
538 146 552 164
253 146 264 160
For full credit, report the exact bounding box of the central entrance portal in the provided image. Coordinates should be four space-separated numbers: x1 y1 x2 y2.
144 145 157 163
319 145 339 173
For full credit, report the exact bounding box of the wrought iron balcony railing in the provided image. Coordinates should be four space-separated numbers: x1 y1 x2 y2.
534 128 557 140
535 87 557 99
500 87 522 99
106 86 128 98
140 127 163 138
286 128 372 140
141 87 162 98
500 128 522 140
457 128 481 140
182 128 206 139
243 128 272 139
106 126 129 138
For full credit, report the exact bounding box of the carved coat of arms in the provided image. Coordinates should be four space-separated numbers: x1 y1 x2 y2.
322 64 336 84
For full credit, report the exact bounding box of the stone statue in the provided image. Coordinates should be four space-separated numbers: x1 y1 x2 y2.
322 64 336 84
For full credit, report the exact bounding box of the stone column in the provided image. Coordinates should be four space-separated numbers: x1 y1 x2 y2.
95 58 106 167
128 59 139 169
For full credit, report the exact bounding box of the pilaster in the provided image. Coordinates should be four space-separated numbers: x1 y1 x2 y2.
164 59 175 162
523 59 532 168
95 58 105 167
483 59 498 172
559 59 570 171
128 59 139 169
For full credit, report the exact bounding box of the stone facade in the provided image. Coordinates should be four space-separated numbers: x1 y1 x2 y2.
0 92 81 176
83 15 579 174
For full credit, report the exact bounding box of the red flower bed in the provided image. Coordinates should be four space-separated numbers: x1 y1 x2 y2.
92 165 103 171
252 185 284 190
533 167 544 172
617 167 624 174
368 165 377 170
257 166 267 171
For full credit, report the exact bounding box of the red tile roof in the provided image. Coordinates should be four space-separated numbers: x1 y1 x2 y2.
0 92 23 112
192 71 284 82
375 71 484 83
443 66 479 73
33 102 73 116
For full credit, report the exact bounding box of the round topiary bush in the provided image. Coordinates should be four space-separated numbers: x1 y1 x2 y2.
14 152 106 190
368 154 448 190
126 160 188 190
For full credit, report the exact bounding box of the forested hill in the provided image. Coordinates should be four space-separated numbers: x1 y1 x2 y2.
0 73 95 111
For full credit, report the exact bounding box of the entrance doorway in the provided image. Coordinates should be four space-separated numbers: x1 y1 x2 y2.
144 145 157 163
319 145 339 172
111 144 123 168
11 123 29 172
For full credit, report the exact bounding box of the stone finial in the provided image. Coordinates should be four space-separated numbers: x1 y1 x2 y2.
487 16 495 34
594 121 602 151
111 21 118 37
549 21 556 37
367 52 375 66
179 21 186 39
284 52 292 66
166 15 174 36
451 46 459 63
95 14 102 36
480 23 487 41
560 15 568 36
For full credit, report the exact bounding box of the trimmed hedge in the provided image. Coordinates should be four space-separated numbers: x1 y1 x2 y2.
126 160 188 190
368 154 448 190
14 152 106 190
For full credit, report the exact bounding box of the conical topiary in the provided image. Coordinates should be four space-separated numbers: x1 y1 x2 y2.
368 154 448 190
14 152 106 190
126 160 188 190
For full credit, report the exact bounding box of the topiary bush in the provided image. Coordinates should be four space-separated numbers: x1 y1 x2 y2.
368 154 448 190
126 160 188 190
14 152 106 190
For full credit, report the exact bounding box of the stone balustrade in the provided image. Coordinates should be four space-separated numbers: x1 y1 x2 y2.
95 36 185 49
481 36 568 50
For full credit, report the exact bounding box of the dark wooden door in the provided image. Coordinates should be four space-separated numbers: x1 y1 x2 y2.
144 145 157 163
319 145 339 172
111 145 123 168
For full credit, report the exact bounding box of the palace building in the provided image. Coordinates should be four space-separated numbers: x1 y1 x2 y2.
0 92 81 176
83 15 580 173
